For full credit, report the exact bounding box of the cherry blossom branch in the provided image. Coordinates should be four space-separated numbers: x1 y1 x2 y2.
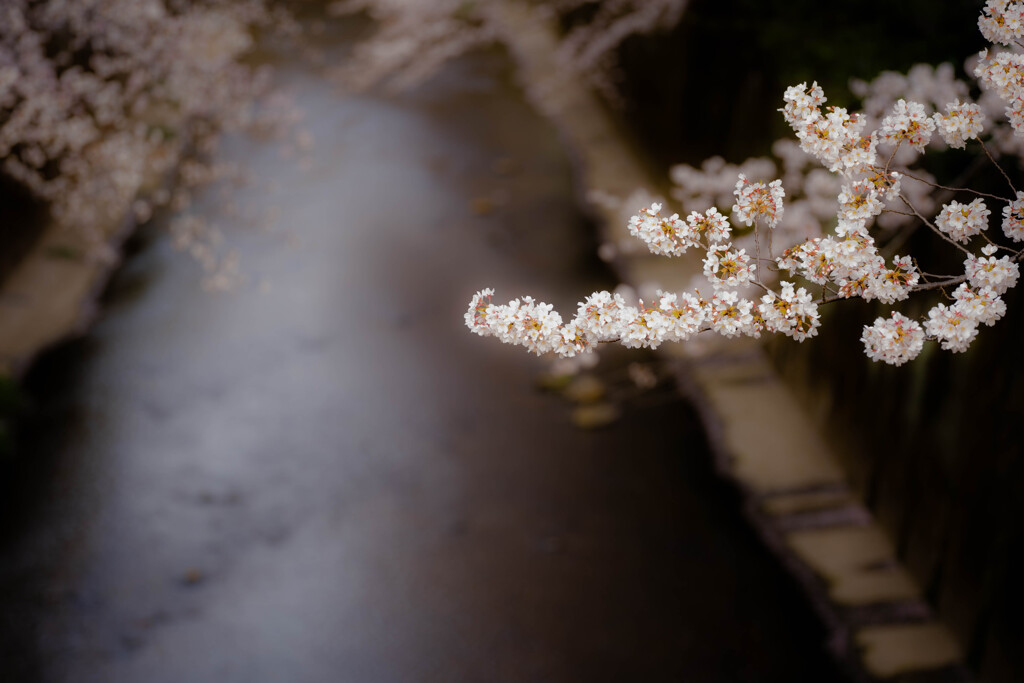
468 2 1024 367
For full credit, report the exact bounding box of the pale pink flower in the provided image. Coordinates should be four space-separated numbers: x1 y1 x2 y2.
703 243 756 290
924 303 979 352
732 174 785 228
879 99 935 150
627 202 696 256
861 312 925 366
758 282 820 341
951 283 1007 326
979 0 1024 45
965 244 1020 294
1001 191 1024 241
708 291 759 338
936 198 991 243
932 101 985 148
686 207 731 243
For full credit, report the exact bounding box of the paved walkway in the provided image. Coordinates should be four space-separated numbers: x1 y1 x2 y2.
0 47 843 682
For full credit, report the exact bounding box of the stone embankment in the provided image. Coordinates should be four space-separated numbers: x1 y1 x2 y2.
488 3 968 681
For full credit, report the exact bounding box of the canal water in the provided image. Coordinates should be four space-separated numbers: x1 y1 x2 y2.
0 41 846 682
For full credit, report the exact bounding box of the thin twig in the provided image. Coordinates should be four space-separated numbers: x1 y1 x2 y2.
899 194 971 255
899 167 1009 202
814 250 1024 306
754 220 761 275
980 138 1018 195
748 278 772 294
815 275 965 305
883 141 901 174
877 155 990 257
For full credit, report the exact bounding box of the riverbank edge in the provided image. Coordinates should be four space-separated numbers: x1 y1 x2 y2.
487 4 969 682
0 141 186 381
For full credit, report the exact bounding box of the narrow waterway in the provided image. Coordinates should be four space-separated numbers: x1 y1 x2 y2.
0 44 846 682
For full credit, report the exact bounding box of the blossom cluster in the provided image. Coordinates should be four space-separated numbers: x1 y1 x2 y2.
933 101 986 149
466 280 824 356
465 287 708 356
0 0 321 289
936 198 991 243
879 99 936 151
466 1 1024 366
975 48 1024 136
979 0 1024 46
733 175 785 227
0 0 297 234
